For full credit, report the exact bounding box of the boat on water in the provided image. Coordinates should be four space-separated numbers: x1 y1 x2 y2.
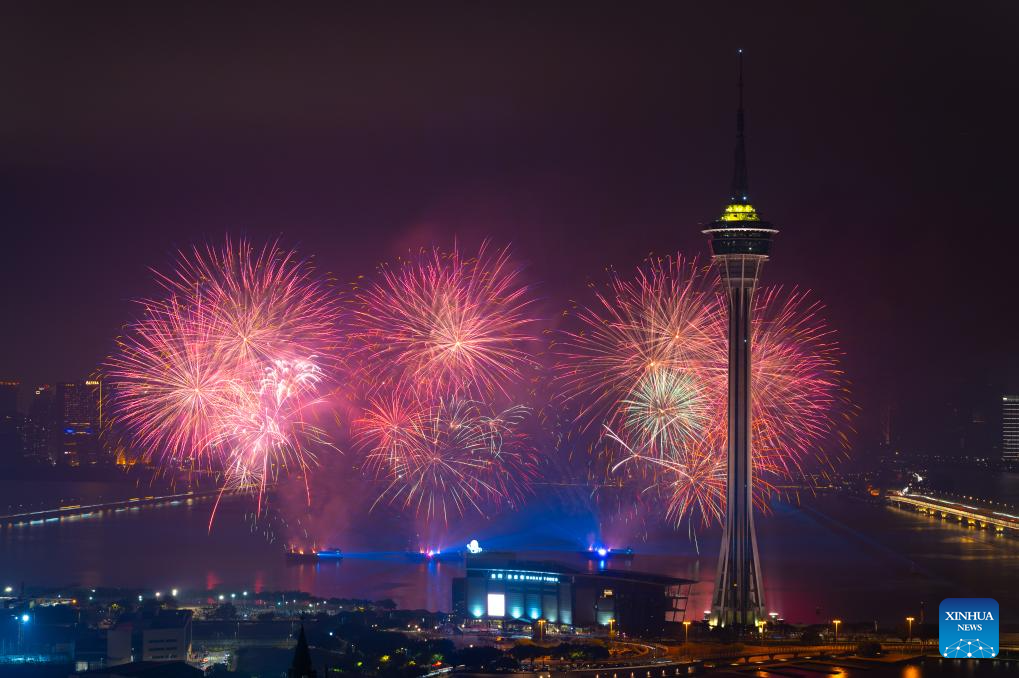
404 548 462 562
285 546 343 563
582 546 634 560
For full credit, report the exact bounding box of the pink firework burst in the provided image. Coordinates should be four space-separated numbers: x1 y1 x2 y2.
105 238 341 521
557 254 850 531
156 238 341 367
350 242 537 398
355 389 537 523
555 255 723 432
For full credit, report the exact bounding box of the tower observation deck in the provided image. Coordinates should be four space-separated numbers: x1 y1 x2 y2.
703 51 777 632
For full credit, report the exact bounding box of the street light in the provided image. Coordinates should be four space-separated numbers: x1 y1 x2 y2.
18 613 29 648
906 616 914 642
607 618 616 638
683 620 690 644
832 619 841 643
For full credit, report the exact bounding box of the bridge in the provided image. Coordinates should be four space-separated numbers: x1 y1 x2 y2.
0 487 258 525
887 491 1019 532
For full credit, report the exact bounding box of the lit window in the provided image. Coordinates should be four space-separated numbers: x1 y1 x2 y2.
487 593 505 617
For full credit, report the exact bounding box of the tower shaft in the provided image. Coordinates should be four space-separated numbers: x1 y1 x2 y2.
711 255 766 630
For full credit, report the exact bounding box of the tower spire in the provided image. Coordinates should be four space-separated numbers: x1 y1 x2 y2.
731 49 749 203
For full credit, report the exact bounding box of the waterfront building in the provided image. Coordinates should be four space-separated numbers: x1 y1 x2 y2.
1003 395 1019 462
452 552 692 637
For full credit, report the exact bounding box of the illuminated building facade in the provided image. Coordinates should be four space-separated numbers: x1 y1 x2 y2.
703 52 775 631
452 553 691 637
1003 396 1019 462
56 379 103 466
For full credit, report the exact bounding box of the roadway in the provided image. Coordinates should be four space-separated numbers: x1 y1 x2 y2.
0 487 251 525
886 491 1019 532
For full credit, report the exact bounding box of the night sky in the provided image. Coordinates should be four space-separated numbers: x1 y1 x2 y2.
2 1 1018 450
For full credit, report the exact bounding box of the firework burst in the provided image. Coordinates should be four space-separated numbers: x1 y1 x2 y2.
355 390 537 523
350 242 536 398
557 254 849 531
105 238 341 520
621 367 709 454
556 255 722 429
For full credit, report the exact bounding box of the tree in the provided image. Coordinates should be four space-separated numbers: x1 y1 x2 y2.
857 641 882 657
455 646 503 670
210 603 239 620
510 644 546 661
800 630 823 645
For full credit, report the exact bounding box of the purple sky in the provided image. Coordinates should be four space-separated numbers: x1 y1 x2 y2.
2 1 1018 449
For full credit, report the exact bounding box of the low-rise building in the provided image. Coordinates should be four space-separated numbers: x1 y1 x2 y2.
452 552 693 637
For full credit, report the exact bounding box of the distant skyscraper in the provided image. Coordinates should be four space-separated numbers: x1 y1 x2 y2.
23 384 57 464
0 380 18 416
56 379 104 466
0 381 21 465
1003 396 1019 462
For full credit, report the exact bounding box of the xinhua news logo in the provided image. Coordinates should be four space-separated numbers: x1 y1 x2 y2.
939 598 999 658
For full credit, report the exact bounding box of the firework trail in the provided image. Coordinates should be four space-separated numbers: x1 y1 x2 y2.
556 254 849 531
355 391 537 523
215 358 329 512
350 241 536 399
105 238 341 522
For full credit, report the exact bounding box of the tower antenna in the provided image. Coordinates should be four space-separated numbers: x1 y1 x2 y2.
731 49 749 203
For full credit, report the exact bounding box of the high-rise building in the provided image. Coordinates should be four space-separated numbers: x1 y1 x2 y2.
0 380 19 416
22 384 57 464
704 51 776 632
1003 396 1019 463
0 381 22 465
55 379 104 466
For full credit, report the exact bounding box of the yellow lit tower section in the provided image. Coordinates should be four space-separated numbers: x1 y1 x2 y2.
703 50 777 632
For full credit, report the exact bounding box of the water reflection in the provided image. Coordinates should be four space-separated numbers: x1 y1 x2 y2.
2 484 1018 624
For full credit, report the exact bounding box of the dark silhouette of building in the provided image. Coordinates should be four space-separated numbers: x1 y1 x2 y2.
106 609 193 666
0 380 18 416
22 383 56 464
703 51 776 631
0 381 22 466
288 625 317 678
